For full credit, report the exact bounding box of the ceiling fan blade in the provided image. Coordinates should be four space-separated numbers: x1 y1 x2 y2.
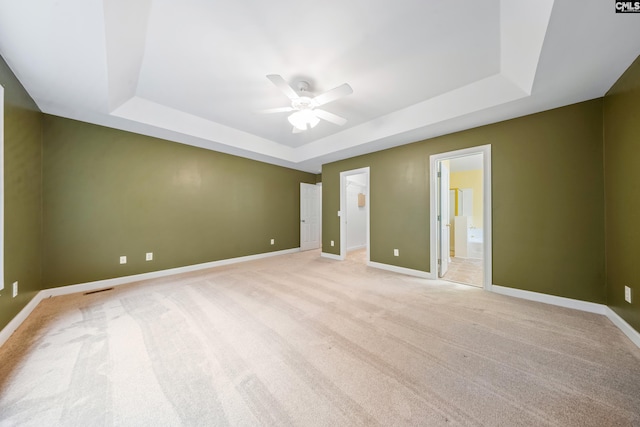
312 83 353 106
266 74 299 100
259 106 295 114
314 109 348 126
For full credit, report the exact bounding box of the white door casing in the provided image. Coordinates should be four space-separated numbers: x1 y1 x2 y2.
439 162 450 277
0 84 4 291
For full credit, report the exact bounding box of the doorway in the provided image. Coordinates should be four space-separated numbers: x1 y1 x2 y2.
430 146 492 290
340 167 370 262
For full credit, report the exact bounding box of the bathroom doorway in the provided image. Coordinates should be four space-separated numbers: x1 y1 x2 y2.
430 146 492 290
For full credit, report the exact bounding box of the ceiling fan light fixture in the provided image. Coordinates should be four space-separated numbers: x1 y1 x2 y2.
288 110 319 131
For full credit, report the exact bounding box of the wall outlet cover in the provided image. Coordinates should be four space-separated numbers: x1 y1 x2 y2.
394 249 399 256
330 240 334 247
120 256 127 264
146 252 153 261
625 286 632 303
270 239 275 245
12 281 18 298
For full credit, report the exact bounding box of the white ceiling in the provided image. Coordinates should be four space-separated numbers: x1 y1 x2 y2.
0 0 639 173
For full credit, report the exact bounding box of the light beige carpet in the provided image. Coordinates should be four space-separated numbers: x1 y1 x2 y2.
1 250 639 426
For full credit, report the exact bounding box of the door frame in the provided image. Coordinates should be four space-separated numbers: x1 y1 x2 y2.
339 167 370 261
429 145 492 290
437 161 451 277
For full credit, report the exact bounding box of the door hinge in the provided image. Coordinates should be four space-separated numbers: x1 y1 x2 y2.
437 215 441 222
437 259 441 265
437 172 441 178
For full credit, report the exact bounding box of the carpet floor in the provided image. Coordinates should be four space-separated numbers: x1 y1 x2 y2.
1 250 639 426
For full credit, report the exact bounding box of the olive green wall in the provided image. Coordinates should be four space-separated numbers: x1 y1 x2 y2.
0 56 43 331
323 99 606 303
42 116 315 288
604 55 640 332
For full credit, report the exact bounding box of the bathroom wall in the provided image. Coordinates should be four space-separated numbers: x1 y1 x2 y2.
450 169 483 228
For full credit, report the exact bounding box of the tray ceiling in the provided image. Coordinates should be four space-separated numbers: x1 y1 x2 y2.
1 0 639 172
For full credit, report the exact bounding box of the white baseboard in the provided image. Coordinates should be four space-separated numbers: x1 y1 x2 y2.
491 285 607 314
347 245 366 251
368 261 434 279
321 252 342 261
491 285 640 348
605 307 640 348
0 248 300 348
0 292 45 348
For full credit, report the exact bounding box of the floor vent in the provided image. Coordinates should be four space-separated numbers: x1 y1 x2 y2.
83 287 114 295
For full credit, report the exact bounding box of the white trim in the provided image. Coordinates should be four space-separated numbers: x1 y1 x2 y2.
0 84 4 293
491 285 607 314
42 248 301 298
430 145 492 291
491 285 640 348
339 167 370 262
368 261 433 279
321 252 342 261
0 248 300 347
605 307 640 349
0 291 45 348
347 244 367 252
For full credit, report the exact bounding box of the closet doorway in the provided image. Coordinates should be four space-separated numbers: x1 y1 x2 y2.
339 167 370 263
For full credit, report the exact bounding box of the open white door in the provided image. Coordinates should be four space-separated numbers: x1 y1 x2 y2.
439 162 450 277
300 183 321 251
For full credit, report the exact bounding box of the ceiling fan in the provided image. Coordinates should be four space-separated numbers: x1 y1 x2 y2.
263 74 353 133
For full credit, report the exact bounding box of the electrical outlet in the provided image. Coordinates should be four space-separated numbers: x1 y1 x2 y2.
270 239 275 245
12 281 18 298
330 240 334 247
394 249 399 256
120 256 127 264
146 252 153 261
625 286 632 303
